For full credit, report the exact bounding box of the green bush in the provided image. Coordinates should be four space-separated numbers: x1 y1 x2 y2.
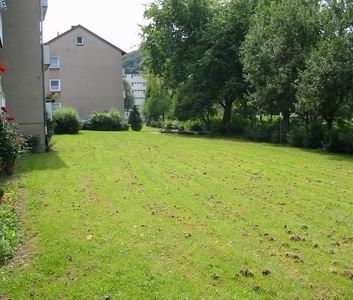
89 109 129 131
53 107 81 134
24 135 41 153
288 124 306 147
230 114 250 135
209 118 223 134
324 122 353 153
128 106 143 131
303 121 326 149
148 120 163 128
184 119 204 131
162 120 185 130
0 190 20 265
244 121 280 143
0 107 28 175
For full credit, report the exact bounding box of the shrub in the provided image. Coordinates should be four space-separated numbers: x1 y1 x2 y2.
303 121 326 149
244 121 280 143
128 105 143 131
209 118 223 134
324 122 353 153
230 114 250 135
0 107 27 175
53 107 81 134
0 190 20 265
162 120 185 130
288 124 306 147
24 135 41 153
184 119 204 131
148 120 163 128
89 109 129 131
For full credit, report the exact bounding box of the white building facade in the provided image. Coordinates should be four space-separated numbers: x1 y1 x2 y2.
123 71 146 108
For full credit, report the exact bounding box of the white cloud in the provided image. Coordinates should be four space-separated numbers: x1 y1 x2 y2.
44 0 153 52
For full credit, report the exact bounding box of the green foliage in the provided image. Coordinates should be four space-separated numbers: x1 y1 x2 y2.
122 50 143 73
243 120 281 144
296 4 353 128
24 135 41 153
241 0 319 128
324 122 353 153
89 109 129 131
143 75 172 122
183 119 204 132
53 107 81 134
128 106 143 131
162 120 185 131
288 124 306 147
141 0 353 154
123 79 135 111
0 191 20 265
0 109 27 175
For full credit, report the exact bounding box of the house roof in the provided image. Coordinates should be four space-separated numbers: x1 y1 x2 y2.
45 25 127 55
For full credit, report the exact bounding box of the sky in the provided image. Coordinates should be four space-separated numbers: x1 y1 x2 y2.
43 0 153 53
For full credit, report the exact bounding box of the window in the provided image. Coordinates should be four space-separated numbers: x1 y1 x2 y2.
76 36 84 45
49 79 61 92
49 57 60 69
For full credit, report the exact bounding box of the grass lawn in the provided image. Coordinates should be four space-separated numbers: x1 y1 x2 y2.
1 128 353 299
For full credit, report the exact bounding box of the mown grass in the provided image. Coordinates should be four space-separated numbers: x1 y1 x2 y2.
1 128 353 299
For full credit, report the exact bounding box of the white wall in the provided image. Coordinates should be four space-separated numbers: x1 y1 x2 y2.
124 73 146 107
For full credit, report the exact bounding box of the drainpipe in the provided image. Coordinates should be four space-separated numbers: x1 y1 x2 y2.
40 0 49 152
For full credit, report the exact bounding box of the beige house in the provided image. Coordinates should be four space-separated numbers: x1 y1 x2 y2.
45 25 126 119
0 0 49 152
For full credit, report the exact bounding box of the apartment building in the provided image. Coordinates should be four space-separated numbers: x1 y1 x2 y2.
0 0 49 152
45 25 126 120
123 70 146 108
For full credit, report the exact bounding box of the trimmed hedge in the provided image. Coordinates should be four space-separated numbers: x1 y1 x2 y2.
53 107 81 134
88 109 129 131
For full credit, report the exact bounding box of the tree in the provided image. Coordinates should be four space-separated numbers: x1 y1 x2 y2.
296 0 353 129
123 79 135 112
122 50 143 73
141 0 217 89
192 0 257 131
128 105 143 131
241 0 320 132
142 75 172 122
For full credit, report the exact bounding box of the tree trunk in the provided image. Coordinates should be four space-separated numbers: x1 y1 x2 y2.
282 111 290 133
222 100 233 133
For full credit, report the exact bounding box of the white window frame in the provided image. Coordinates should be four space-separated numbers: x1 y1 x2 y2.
76 36 84 46
49 56 60 69
49 79 61 92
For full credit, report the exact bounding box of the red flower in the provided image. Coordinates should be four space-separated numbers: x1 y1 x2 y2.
0 62 6 75
7 116 15 122
1 106 8 112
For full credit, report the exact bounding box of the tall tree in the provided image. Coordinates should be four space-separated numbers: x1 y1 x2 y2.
123 79 135 111
192 0 257 131
296 0 353 129
143 75 172 122
141 0 217 89
241 0 320 131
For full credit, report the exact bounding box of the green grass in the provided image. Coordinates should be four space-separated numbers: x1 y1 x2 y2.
1 128 353 299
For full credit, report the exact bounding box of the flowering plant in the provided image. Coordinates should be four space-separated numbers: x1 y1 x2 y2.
0 62 6 75
0 107 27 175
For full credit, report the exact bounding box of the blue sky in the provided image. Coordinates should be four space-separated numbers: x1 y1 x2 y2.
44 0 153 53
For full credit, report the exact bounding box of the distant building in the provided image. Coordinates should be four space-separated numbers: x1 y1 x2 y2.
123 70 146 108
0 0 49 152
45 25 126 120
